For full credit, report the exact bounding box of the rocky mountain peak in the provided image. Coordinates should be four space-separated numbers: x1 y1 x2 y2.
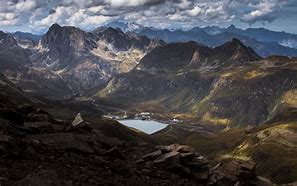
41 23 91 48
48 23 62 31
95 27 163 51
103 27 125 35
39 23 97 60
226 24 240 32
220 38 248 50
217 38 262 63
228 24 236 29
137 41 204 72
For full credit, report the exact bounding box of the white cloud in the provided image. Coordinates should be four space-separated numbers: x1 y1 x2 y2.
0 12 18 26
80 15 113 27
15 0 37 12
66 9 87 26
104 0 152 7
241 0 278 23
87 5 105 13
176 0 191 9
168 13 183 21
32 6 75 29
187 6 202 17
0 0 296 32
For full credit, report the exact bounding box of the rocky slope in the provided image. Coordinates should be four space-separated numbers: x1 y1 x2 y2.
153 115 297 184
0 78 270 185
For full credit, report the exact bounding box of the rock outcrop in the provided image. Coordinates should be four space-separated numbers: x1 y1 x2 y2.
138 144 266 185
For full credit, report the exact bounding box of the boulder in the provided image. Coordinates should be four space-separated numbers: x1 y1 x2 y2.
183 156 209 169
154 151 180 167
179 152 196 164
156 144 194 153
173 144 194 153
66 113 88 131
72 113 84 127
142 150 162 161
156 145 172 153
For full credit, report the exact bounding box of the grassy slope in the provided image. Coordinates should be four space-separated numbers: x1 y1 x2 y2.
153 120 297 184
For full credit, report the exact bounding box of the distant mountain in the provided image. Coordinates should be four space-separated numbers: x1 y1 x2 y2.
138 28 212 44
93 27 164 51
12 31 42 49
198 26 223 35
136 26 297 57
12 31 42 42
190 24 297 49
105 20 144 32
223 25 297 49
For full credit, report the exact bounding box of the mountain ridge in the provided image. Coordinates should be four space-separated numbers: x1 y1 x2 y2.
103 21 297 57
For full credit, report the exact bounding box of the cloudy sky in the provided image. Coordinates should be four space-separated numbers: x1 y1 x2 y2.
0 0 297 34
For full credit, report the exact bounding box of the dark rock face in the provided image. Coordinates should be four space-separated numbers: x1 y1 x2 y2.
214 38 262 64
38 24 98 68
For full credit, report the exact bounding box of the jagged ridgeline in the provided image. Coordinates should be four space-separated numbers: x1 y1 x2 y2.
1 23 297 185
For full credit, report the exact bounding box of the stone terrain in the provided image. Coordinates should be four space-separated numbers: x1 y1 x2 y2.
0 91 271 186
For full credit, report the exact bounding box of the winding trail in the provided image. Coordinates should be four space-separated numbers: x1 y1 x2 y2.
91 98 127 116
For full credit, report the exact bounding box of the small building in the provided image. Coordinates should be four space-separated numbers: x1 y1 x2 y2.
135 112 152 120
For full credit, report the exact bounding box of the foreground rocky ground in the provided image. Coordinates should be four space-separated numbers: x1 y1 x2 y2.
0 104 274 186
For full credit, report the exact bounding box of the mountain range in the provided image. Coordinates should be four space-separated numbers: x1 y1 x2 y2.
1 22 297 184
105 21 297 57
0 23 164 100
1 23 297 128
